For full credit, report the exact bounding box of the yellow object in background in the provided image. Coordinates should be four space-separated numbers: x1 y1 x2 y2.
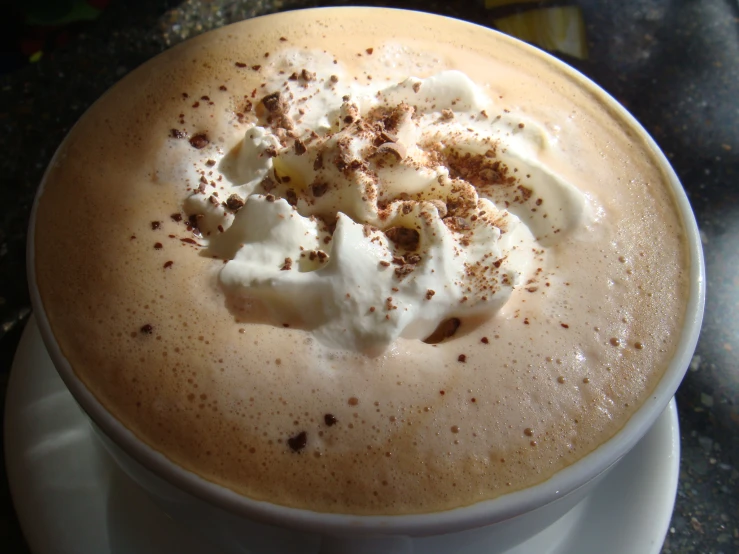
493 6 589 60
485 0 549 7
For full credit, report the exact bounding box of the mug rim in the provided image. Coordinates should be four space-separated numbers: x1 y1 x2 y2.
26 5 705 537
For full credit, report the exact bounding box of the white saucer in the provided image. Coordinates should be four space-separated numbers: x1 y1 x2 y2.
5 316 679 554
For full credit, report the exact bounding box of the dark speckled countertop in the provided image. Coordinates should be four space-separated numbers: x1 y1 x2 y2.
1 1 737 552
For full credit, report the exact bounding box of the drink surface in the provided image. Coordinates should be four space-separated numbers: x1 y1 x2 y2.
34 8 688 515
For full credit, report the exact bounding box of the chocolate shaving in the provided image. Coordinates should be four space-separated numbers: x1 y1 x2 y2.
140 324 153 334
311 182 328 197
287 431 307 452
324 414 338 426
226 194 245 211
385 227 420 251
189 134 209 149
262 92 282 112
261 177 276 192
170 129 185 139
394 265 415 280
294 139 307 155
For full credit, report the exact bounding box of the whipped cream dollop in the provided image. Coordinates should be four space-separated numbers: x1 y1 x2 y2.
184 51 591 354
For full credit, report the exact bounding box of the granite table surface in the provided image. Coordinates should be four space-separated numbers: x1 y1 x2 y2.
0 1 737 553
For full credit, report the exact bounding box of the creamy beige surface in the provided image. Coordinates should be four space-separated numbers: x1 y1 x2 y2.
34 9 688 515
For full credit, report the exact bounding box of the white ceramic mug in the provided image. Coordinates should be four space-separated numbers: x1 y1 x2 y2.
27 8 705 554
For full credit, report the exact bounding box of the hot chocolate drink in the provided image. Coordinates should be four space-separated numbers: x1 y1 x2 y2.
32 9 689 515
